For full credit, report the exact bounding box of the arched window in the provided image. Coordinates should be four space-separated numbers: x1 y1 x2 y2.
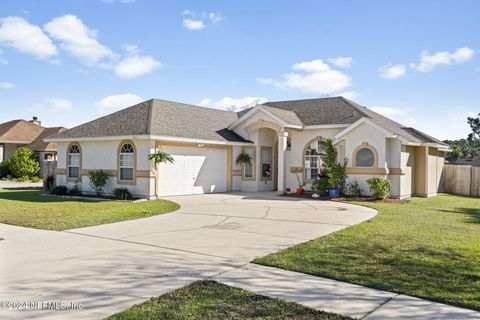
304 138 325 180
353 144 377 168
68 144 80 179
119 143 135 181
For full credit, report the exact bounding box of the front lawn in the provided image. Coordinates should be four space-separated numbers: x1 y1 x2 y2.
0 189 179 230
255 194 480 311
106 281 349 320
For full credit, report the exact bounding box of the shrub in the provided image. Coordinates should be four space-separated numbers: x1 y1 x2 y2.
68 186 83 197
8 147 40 179
366 177 391 200
0 160 11 178
15 176 29 182
113 187 133 200
89 170 109 196
52 185 68 196
312 178 329 196
31 176 42 183
43 175 55 191
346 179 363 198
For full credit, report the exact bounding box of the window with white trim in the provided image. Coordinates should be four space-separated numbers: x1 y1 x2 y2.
355 148 375 167
243 147 254 178
119 143 135 181
304 139 325 180
261 147 272 179
68 145 80 179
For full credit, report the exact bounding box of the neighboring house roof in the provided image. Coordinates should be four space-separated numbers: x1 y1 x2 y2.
50 99 250 143
448 156 480 167
0 119 67 151
0 120 45 143
27 127 67 151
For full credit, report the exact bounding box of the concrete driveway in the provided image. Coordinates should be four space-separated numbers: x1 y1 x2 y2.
0 192 376 319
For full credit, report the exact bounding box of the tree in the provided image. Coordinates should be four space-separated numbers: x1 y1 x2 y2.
8 147 40 179
319 139 348 190
468 112 480 141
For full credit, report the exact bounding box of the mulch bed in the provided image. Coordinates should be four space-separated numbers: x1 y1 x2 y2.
282 192 409 204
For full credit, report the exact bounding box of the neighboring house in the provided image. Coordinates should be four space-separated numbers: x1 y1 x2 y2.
0 117 66 176
448 156 480 167
45 97 450 199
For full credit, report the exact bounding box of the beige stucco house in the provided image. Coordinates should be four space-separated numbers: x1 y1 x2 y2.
0 118 66 176
45 97 450 199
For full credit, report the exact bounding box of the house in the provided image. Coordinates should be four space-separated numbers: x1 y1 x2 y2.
45 97 450 199
0 117 66 176
448 156 480 167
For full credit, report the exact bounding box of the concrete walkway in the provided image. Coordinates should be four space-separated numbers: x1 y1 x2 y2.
214 263 480 319
1 192 479 319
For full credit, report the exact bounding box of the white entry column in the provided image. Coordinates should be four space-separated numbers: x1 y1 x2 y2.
277 131 288 194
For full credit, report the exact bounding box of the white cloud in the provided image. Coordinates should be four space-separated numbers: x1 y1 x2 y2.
339 91 358 100
181 10 221 30
410 47 475 72
328 57 352 68
182 18 205 30
0 81 14 89
0 16 57 59
370 106 415 124
26 97 73 114
208 12 222 23
95 93 144 114
114 46 161 78
379 64 406 79
256 77 275 85
262 59 352 95
199 96 268 111
46 98 73 113
44 14 113 65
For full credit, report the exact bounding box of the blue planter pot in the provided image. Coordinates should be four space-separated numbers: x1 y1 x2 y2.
329 188 340 198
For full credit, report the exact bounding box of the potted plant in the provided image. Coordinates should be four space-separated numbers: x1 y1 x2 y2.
235 153 252 167
148 151 175 165
320 139 348 199
294 172 305 196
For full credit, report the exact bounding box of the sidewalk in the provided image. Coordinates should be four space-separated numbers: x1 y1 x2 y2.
213 263 480 319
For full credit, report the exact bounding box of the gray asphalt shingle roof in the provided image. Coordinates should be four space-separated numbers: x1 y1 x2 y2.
50 96 446 147
51 99 249 143
263 97 448 146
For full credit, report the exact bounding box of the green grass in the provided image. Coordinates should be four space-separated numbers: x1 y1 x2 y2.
106 281 349 320
0 189 179 230
254 194 480 311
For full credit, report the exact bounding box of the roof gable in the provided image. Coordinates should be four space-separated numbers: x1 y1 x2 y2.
0 120 45 143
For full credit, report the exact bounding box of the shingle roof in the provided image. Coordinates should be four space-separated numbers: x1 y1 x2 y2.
49 96 446 147
0 119 67 151
27 127 66 151
0 120 45 143
263 97 448 146
51 99 251 143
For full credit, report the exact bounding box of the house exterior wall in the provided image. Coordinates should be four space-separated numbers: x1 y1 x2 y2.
286 128 341 191
341 123 389 196
56 139 155 198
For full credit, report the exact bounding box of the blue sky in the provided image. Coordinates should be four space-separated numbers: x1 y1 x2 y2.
0 0 478 139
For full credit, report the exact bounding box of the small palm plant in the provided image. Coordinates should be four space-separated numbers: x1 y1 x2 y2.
148 151 175 165
235 153 252 166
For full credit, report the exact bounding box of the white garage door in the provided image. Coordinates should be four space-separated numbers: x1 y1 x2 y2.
158 146 227 196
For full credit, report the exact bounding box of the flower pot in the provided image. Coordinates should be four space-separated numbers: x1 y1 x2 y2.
296 187 304 196
328 188 340 199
